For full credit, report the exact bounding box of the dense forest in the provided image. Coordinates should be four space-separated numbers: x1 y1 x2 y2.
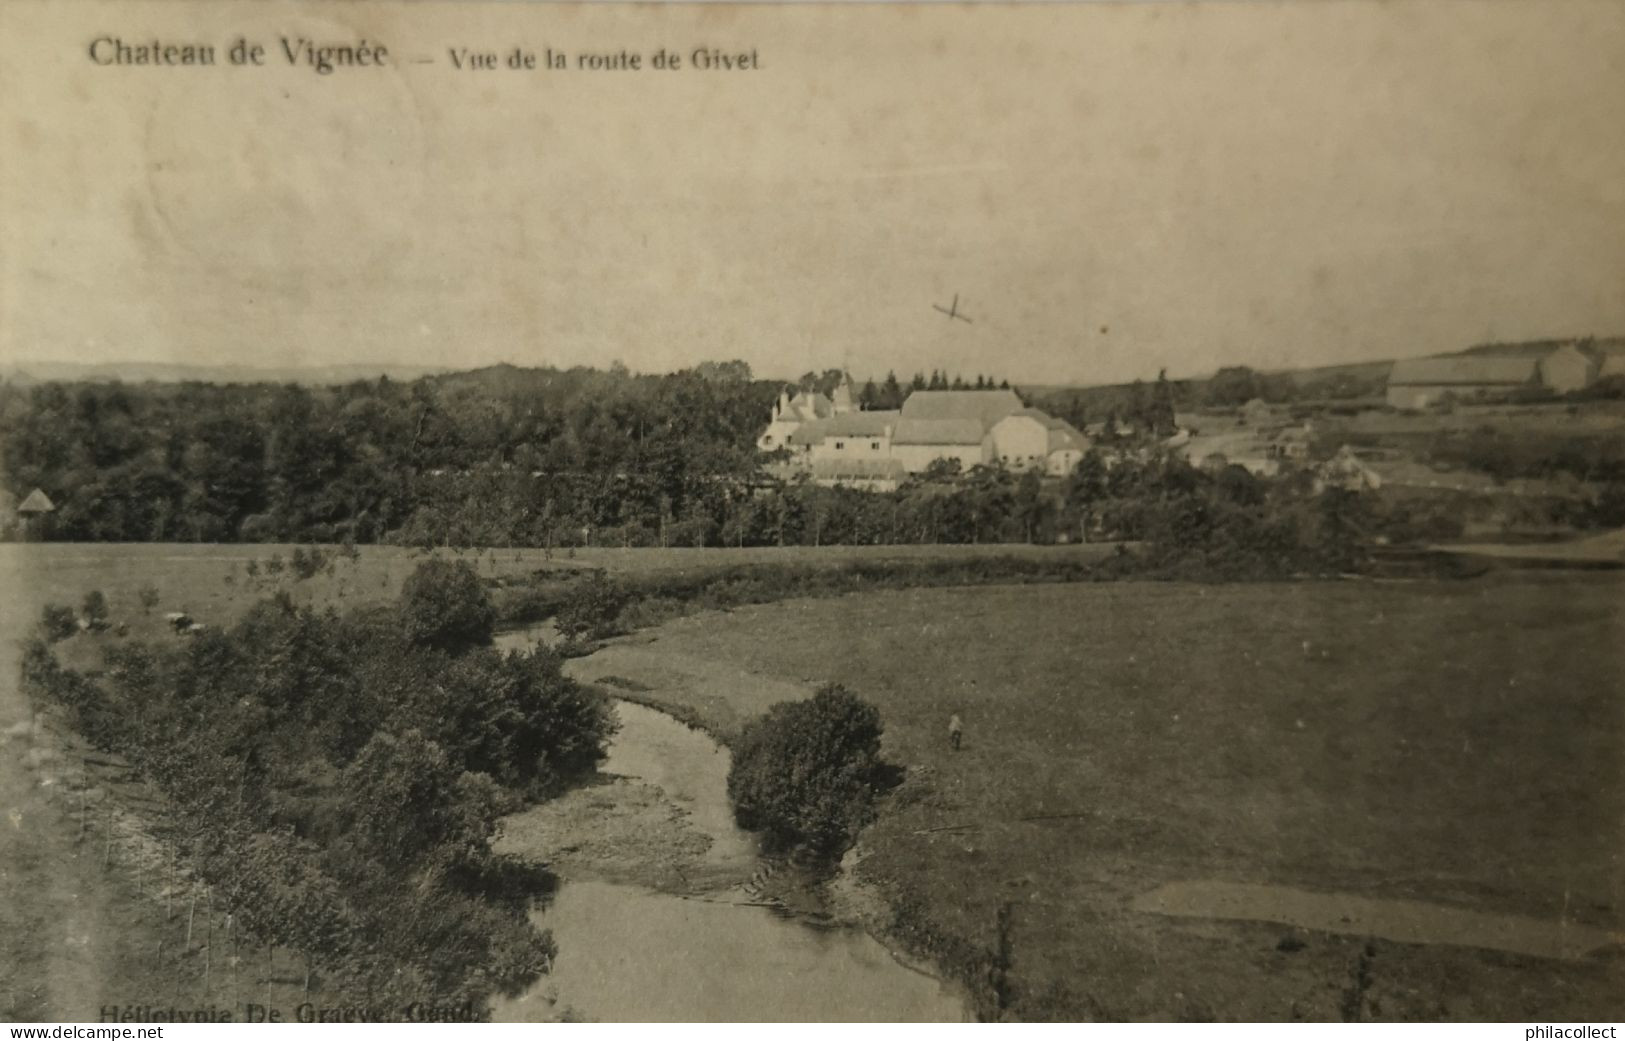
0 363 1054 547
0 364 779 544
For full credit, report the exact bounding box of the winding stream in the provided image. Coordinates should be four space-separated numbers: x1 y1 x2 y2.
488 646 966 1021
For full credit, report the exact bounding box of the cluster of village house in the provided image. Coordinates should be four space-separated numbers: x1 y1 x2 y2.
757 377 1089 491
761 339 1622 496
758 374 1381 493
6 342 1618 535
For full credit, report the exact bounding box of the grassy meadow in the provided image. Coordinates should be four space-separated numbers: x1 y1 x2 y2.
575 575 1625 1020
0 539 1109 1019
5 542 1622 1020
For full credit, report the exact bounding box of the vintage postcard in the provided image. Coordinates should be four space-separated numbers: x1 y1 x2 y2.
1 0 1622 1026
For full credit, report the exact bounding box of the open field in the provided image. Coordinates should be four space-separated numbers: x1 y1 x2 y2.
7 543 1623 1020
3 541 1123 626
0 540 1114 1019
571 574 1625 1019
1180 400 1625 439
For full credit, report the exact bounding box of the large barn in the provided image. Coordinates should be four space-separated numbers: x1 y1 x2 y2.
1385 339 1620 409
1385 356 1541 410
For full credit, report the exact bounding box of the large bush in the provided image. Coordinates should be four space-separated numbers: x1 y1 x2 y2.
554 572 626 644
39 603 77 642
399 558 496 653
727 684 886 854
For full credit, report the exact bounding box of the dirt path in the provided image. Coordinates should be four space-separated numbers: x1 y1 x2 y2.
0 652 126 1019
1134 880 1625 961
1 548 215 1020
1433 528 1625 565
0 546 109 1020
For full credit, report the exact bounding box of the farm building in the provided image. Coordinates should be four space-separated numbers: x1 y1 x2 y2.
15 487 55 539
796 457 911 492
1539 343 1600 393
757 387 840 452
761 378 1089 485
1594 344 1625 381
1170 421 1313 478
1385 356 1541 410
988 407 1090 475
1386 339 1625 408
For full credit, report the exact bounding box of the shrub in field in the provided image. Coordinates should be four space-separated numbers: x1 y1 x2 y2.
137 585 160 614
614 594 687 633
423 645 616 795
21 639 118 748
727 684 887 854
40 604 77 642
554 572 626 643
399 559 496 653
290 545 331 580
81 590 109 629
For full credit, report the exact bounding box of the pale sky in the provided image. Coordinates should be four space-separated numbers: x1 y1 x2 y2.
1 0 1622 385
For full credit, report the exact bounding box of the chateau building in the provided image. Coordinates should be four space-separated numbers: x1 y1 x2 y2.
760 377 1088 490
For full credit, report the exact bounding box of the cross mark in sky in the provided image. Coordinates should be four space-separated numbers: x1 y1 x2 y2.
932 293 973 324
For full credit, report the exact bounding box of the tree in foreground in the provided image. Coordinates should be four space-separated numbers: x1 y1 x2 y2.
553 571 625 645
726 684 887 855
399 558 496 653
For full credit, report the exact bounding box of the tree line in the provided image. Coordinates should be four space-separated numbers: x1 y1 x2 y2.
0 360 1419 554
0 363 1024 547
23 560 616 1015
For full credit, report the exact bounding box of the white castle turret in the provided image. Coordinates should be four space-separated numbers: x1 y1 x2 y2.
759 383 834 453
831 374 855 415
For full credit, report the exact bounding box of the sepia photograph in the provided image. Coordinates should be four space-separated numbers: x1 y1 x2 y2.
1 0 1622 1026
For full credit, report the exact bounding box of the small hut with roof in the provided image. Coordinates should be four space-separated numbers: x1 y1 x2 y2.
17 488 55 540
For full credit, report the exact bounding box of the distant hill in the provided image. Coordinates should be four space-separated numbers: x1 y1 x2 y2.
1459 336 1625 359
0 360 453 386
1024 336 1624 409
8 336 1619 395
1273 358 1395 387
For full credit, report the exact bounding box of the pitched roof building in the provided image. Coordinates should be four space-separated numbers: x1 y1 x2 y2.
18 488 55 515
897 388 1023 427
1385 339 1625 409
760 384 1089 484
1386 356 1541 409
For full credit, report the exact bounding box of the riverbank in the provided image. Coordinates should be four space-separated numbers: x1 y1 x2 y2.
553 642 1004 1018
491 695 968 1022
549 576 1625 1021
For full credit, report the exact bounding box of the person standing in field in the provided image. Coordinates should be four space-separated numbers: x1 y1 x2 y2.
948 713 963 751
